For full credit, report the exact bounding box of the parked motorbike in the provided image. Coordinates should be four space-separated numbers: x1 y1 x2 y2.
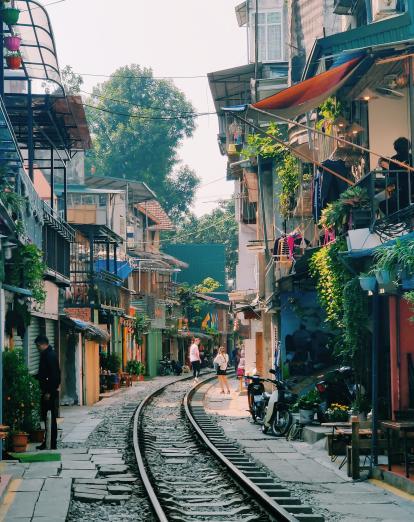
247 370 297 436
159 356 174 376
315 366 365 421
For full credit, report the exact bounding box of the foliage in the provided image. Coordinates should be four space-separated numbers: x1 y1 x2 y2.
177 277 220 327
319 186 370 231
316 97 343 133
125 360 144 376
241 123 286 160
9 244 46 304
100 353 121 373
295 389 321 410
3 349 41 434
325 403 349 422
133 313 152 345
61 65 83 95
341 277 370 365
351 395 371 415
166 199 238 279
85 64 198 220
194 277 220 294
373 239 414 274
276 153 300 218
309 239 352 327
403 290 414 322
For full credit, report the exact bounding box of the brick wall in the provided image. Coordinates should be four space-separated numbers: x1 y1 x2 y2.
64 308 91 322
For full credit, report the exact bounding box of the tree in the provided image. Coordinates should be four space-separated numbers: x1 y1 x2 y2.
85 65 198 215
166 199 238 280
163 165 200 222
61 65 83 95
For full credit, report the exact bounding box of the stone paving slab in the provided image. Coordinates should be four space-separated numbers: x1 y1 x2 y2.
33 489 71 519
3 491 39 518
61 453 91 461
23 463 60 479
88 448 120 455
59 469 97 479
61 461 96 470
8 479 44 493
42 478 72 492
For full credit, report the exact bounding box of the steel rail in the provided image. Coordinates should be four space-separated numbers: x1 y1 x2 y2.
184 376 299 522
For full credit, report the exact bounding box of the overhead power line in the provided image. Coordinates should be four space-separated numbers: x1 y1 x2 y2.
83 103 216 121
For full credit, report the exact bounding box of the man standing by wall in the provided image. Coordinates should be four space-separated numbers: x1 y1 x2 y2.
35 335 61 450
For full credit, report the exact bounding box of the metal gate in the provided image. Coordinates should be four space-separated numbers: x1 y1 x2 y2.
45 319 56 350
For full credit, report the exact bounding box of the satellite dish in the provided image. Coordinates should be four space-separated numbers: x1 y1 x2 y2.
375 86 405 98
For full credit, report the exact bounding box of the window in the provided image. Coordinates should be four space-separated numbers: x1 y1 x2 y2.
252 11 283 62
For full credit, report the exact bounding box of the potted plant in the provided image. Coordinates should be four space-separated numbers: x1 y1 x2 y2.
359 272 377 292
126 360 141 382
6 51 21 70
296 389 320 425
350 395 370 421
325 403 350 422
3 6 20 25
29 410 45 443
4 34 21 52
3 349 41 453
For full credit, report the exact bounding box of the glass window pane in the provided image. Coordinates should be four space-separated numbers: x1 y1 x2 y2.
267 12 281 24
267 24 281 61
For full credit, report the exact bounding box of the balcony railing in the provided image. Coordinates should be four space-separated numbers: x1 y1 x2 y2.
354 168 414 237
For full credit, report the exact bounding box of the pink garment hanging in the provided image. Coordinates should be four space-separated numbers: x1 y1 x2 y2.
323 228 335 245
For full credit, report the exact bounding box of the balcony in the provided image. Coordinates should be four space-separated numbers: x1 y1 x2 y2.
333 0 355 15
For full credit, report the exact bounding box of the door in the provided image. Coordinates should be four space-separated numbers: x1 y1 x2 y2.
84 340 99 406
256 332 264 376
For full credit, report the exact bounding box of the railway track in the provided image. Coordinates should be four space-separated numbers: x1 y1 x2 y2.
133 374 325 522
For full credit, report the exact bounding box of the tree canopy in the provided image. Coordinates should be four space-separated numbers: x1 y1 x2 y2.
84 64 200 220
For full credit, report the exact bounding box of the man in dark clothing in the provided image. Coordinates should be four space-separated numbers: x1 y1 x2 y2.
35 335 61 450
387 137 413 212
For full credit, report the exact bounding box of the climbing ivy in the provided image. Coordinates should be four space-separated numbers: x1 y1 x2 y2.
9 244 46 304
276 153 300 218
309 239 352 327
241 122 286 160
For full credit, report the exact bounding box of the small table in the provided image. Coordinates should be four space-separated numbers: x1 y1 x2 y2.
321 422 352 467
381 420 414 478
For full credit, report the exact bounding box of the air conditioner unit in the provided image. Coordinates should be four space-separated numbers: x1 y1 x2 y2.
372 0 397 21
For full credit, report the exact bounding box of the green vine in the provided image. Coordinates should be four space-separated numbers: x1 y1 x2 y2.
276 153 301 218
9 244 46 304
241 122 286 160
309 239 352 327
403 291 414 322
133 313 151 344
316 97 343 134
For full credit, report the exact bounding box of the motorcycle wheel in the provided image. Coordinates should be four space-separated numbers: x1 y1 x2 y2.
271 410 292 437
248 393 258 422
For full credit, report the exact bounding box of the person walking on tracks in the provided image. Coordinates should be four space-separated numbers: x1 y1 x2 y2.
35 335 61 450
214 346 231 394
189 337 201 383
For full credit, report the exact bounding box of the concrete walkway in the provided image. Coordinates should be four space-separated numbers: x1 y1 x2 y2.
205 378 414 522
0 376 178 522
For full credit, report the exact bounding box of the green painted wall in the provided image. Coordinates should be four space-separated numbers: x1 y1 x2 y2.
164 243 226 290
112 316 123 361
147 329 163 377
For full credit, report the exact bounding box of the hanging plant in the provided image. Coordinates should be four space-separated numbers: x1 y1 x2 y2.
276 153 300 218
316 97 344 135
4 34 21 52
6 51 22 70
241 122 286 160
309 239 352 327
133 313 151 344
9 244 46 304
3 6 20 25
319 186 370 232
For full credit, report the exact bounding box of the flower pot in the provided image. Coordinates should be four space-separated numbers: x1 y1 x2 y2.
4 35 21 52
3 8 20 25
138 374 145 382
131 374 138 382
400 270 414 290
30 429 45 443
299 408 314 425
6 55 21 70
375 269 393 286
359 276 377 292
11 432 28 453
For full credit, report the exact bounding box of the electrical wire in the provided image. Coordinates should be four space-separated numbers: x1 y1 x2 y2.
83 103 216 121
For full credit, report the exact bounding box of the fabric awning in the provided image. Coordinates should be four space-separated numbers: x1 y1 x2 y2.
251 53 365 119
62 316 110 343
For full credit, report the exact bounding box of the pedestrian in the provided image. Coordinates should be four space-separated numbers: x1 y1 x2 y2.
189 337 201 383
214 346 231 394
237 349 246 393
34 335 61 450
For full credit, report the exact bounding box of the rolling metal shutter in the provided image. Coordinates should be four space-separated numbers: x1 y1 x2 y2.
28 317 41 375
45 319 56 350
12 330 24 350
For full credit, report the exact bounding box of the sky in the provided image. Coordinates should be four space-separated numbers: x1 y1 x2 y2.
43 0 248 216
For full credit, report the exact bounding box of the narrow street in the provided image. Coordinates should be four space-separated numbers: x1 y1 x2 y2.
1 1 414 521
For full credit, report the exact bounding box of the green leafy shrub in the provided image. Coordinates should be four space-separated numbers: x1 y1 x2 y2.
3 349 41 434
319 186 370 231
126 360 141 375
9 244 46 304
100 353 121 373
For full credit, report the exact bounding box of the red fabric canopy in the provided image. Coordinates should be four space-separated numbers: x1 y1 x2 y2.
252 57 363 118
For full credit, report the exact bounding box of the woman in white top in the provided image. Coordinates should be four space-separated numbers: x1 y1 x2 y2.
213 346 231 394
